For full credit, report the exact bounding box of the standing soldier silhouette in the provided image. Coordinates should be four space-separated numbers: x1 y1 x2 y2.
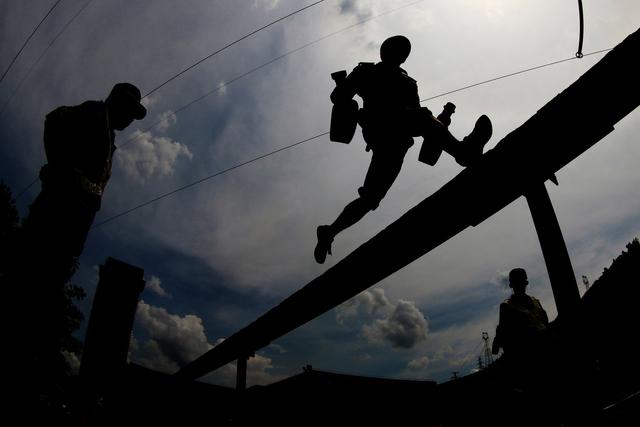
492 268 549 359
24 82 147 260
8 83 147 417
314 35 492 263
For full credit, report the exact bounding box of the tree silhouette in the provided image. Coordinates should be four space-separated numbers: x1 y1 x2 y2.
0 180 20 278
0 180 86 372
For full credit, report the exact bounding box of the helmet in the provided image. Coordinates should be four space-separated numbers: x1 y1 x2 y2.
380 35 411 65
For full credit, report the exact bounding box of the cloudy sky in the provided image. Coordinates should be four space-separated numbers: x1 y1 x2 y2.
2 0 639 387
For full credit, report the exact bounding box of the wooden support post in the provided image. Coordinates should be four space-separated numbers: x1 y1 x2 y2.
526 182 581 316
236 356 247 391
80 257 146 390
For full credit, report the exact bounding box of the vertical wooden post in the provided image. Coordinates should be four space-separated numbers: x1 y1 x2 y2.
526 182 581 316
236 356 248 391
80 257 145 389
79 257 145 422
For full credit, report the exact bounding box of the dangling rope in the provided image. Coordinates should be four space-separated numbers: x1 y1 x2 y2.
576 0 584 58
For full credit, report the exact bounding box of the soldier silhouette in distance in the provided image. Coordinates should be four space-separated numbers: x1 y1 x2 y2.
492 268 550 359
314 35 492 264
488 268 559 421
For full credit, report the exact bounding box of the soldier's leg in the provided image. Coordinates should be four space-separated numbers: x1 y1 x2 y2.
409 108 461 156
315 145 408 263
409 107 492 166
337 144 407 231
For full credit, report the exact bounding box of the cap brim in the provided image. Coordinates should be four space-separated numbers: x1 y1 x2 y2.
132 103 147 120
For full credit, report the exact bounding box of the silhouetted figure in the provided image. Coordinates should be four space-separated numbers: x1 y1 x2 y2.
24 82 147 258
314 36 492 263
492 268 549 359
487 269 558 422
491 267 552 400
8 83 146 422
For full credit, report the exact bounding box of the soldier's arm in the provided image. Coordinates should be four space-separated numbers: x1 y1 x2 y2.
492 326 502 354
492 303 508 354
43 106 70 165
408 77 421 109
330 63 370 104
539 300 550 326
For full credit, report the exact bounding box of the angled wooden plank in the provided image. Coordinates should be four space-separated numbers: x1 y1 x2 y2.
176 28 640 380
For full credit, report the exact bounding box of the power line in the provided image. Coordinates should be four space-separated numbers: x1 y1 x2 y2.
16 0 423 199
0 0 95 117
420 48 612 103
92 131 329 228
120 0 426 149
14 176 40 201
142 0 326 99
0 0 63 85
95 47 612 228
458 339 485 376
128 43 611 150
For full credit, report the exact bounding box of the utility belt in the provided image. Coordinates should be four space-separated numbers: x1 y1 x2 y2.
40 164 106 197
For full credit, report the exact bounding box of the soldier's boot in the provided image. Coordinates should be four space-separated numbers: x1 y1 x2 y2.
314 225 334 264
455 115 492 167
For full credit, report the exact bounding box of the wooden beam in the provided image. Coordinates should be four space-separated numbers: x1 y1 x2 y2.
526 182 581 315
176 28 640 380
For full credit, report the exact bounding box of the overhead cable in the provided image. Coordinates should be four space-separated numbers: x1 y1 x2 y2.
420 48 611 103
92 131 329 228
0 0 63 85
120 0 426 149
0 0 95 117
142 0 326 99
94 48 613 228
19 0 422 198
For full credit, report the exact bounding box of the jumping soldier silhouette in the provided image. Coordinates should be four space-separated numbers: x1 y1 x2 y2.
314 35 492 264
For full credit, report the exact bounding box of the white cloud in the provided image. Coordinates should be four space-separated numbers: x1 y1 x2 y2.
131 301 212 371
140 94 159 110
336 288 393 325
268 343 287 354
490 270 510 288
4 0 640 386
131 304 282 386
337 0 374 20
201 338 282 387
115 128 193 184
156 110 177 132
129 336 181 372
202 352 281 387
253 0 281 11
336 289 428 349
362 299 428 349
146 275 171 298
407 356 429 371
217 81 228 96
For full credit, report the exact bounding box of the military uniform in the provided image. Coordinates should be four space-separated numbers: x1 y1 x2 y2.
315 36 492 264
493 294 549 357
331 61 433 209
26 100 115 257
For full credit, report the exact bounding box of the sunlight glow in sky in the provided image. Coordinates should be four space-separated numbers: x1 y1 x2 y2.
1 0 639 386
